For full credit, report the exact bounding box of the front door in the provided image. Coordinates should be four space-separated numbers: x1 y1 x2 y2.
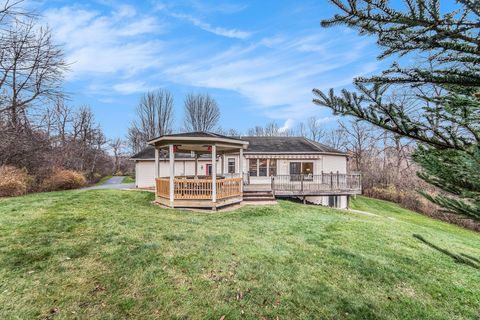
206 164 212 176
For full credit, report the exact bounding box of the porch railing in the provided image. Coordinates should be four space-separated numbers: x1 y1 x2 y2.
156 178 169 198
156 177 242 200
272 173 361 192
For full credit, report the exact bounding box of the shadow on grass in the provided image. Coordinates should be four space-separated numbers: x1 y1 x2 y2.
413 234 480 270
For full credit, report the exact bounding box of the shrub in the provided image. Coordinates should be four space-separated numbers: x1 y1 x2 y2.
0 166 32 197
41 169 87 191
364 185 480 232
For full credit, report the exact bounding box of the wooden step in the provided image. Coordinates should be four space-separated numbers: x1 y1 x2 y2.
242 190 275 202
243 197 275 202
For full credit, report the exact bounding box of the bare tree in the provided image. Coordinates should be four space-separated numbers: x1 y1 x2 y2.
264 121 280 136
247 121 293 137
296 121 307 137
247 125 265 136
128 89 174 152
0 20 67 130
339 120 377 171
322 126 348 151
0 0 31 27
183 93 220 132
109 138 125 174
127 126 144 154
215 127 241 137
307 116 325 142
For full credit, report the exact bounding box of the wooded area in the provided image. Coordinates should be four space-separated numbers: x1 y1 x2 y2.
0 1 130 195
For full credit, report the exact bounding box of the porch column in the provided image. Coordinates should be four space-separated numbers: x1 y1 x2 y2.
221 154 225 175
239 148 244 192
211 145 217 203
194 153 198 178
154 148 159 178
169 144 175 207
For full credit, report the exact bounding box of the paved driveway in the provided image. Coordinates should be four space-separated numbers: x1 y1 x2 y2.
83 176 135 190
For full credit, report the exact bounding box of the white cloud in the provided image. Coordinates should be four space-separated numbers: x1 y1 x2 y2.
113 81 152 95
164 34 379 123
171 13 251 39
39 2 380 128
43 6 166 79
279 119 295 131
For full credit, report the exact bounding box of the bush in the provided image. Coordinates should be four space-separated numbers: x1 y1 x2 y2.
364 185 480 232
0 166 32 197
40 169 87 191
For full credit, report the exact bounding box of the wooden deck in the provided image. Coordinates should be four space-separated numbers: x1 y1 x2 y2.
155 173 361 209
155 177 243 209
260 173 361 196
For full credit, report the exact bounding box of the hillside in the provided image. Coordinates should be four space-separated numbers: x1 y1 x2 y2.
0 190 479 319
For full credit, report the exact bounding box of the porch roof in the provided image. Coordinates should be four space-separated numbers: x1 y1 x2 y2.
147 132 248 154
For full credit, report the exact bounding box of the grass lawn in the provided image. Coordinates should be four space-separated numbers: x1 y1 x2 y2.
0 191 479 319
122 176 135 184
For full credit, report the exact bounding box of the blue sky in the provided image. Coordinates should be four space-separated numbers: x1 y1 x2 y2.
35 0 385 139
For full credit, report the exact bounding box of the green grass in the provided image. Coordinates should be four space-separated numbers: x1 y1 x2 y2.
95 175 112 186
122 176 135 184
0 191 479 319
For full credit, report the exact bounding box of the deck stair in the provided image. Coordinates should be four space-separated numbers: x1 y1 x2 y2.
242 189 276 202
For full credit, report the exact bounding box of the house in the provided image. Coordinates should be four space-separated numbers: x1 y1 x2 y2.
131 132 361 210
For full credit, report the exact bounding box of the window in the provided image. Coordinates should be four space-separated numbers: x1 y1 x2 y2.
289 162 314 180
302 162 314 175
289 162 314 175
289 162 301 175
249 159 257 176
228 158 235 173
249 159 277 177
269 159 277 176
259 159 267 176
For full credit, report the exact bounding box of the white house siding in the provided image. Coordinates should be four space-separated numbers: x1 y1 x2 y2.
135 161 156 188
321 155 347 173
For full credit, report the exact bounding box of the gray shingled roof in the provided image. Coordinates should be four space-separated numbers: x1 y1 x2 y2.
131 136 346 160
241 136 343 154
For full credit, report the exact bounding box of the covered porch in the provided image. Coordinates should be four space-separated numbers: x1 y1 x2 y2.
148 133 248 210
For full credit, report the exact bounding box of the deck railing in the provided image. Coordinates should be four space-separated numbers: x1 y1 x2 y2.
272 173 361 192
156 177 242 200
216 178 242 199
156 178 169 198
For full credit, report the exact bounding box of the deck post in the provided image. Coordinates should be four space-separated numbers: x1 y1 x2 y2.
337 171 340 189
239 148 244 192
330 171 333 190
271 176 275 196
169 144 175 207
154 148 159 178
212 145 217 205
221 154 225 176
194 153 198 178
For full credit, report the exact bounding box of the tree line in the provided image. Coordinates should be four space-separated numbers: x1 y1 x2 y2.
0 1 125 194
